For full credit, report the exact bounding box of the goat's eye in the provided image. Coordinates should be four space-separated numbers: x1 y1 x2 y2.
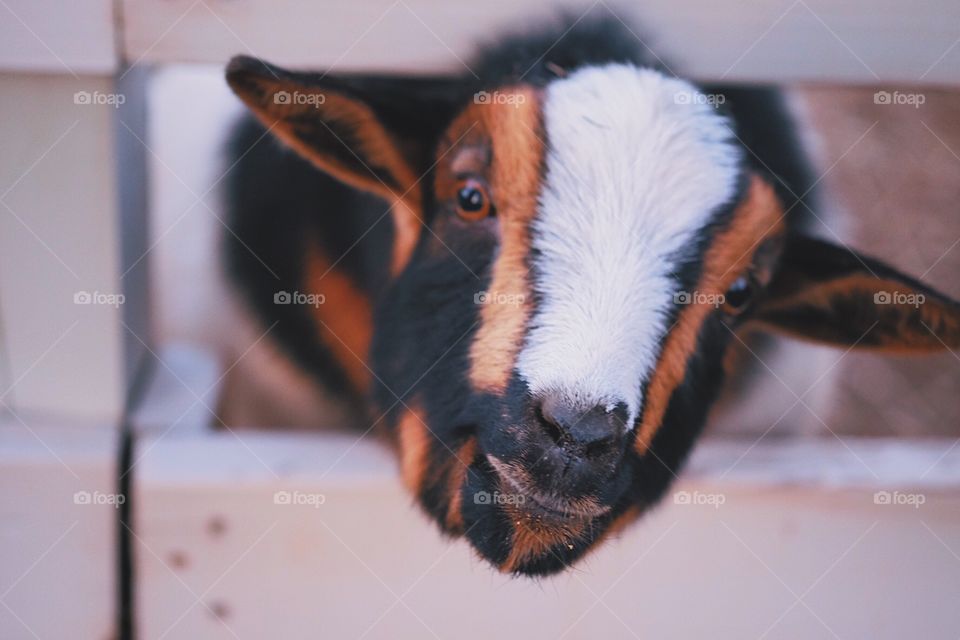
455 179 492 221
723 276 754 313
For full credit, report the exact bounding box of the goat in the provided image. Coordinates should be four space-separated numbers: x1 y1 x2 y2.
223 16 960 576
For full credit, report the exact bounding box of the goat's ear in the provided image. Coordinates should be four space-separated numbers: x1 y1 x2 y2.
226 55 423 206
749 235 960 352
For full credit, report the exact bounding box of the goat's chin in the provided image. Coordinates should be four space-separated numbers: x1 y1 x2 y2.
462 506 609 576
456 461 613 576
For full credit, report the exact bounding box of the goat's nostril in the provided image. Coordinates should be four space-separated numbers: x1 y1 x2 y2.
536 403 567 447
537 395 626 458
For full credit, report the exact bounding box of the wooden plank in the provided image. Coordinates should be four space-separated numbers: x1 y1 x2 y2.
0 71 150 424
121 0 960 84
131 348 960 639
0 0 116 74
0 415 118 640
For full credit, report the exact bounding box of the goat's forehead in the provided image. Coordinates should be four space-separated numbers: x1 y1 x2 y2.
539 64 742 222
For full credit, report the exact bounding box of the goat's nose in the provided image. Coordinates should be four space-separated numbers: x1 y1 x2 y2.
538 395 627 459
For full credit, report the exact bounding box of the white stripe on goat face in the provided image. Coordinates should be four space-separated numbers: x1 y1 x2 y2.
515 64 743 426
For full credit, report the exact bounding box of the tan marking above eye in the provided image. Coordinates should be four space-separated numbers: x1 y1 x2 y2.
455 177 493 221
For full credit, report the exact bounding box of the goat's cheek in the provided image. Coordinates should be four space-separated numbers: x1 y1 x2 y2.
459 457 515 564
395 408 480 535
440 439 479 533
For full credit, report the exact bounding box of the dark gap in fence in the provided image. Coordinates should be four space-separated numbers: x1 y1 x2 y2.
117 350 155 640
117 426 135 640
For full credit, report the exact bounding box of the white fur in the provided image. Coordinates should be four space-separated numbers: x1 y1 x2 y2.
516 64 742 425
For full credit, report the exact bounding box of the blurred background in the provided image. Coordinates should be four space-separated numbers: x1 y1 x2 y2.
1 1 959 639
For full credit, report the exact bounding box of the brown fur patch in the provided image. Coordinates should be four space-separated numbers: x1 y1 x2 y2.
303 246 374 393
397 404 430 495
635 177 785 454
389 197 421 275
444 438 478 533
438 87 545 394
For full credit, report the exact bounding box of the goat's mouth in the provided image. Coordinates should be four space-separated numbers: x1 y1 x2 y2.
486 455 612 520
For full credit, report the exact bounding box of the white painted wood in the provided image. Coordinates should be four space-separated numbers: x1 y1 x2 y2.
0 414 118 640
121 0 960 84
0 0 117 74
132 347 960 640
0 72 149 424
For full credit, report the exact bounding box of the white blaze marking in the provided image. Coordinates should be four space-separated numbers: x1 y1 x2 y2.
515 64 742 425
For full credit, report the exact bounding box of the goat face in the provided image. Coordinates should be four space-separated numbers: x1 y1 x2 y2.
226 58 960 576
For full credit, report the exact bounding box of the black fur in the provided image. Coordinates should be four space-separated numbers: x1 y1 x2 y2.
470 13 663 86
